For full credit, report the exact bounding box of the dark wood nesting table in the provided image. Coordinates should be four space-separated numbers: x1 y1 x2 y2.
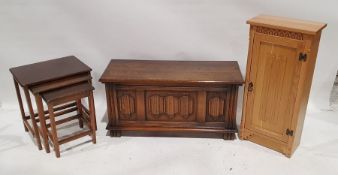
9 56 92 151
100 60 244 139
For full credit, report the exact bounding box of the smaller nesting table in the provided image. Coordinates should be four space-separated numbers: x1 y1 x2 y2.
100 60 244 139
40 82 96 157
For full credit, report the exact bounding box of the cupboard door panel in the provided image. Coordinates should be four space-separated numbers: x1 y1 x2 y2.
246 34 304 142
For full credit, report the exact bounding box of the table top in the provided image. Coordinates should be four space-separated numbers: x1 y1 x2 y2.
41 82 94 103
10 56 92 87
99 59 244 86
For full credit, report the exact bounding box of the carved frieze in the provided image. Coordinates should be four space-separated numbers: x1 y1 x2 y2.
255 26 304 40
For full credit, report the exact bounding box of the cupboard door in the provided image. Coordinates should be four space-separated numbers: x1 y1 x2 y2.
245 33 304 142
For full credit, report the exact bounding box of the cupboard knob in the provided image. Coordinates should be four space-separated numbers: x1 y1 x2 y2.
248 82 254 92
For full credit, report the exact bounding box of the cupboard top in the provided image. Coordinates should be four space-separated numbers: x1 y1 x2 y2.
99 60 244 86
247 15 327 35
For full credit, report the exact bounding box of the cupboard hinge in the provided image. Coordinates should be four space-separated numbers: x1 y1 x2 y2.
299 53 307 62
286 129 294 136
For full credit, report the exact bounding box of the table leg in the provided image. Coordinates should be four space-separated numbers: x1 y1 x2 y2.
13 79 28 132
76 99 84 128
88 92 97 144
23 88 43 150
47 104 60 158
88 79 97 130
35 95 50 153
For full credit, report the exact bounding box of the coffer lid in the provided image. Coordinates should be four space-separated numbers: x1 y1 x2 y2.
247 15 327 35
99 59 244 86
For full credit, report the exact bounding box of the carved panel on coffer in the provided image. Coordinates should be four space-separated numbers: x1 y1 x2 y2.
117 90 137 121
206 91 229 122
145 91 197 121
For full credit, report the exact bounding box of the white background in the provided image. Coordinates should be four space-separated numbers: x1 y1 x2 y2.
0 0 337 114
1 1 338 175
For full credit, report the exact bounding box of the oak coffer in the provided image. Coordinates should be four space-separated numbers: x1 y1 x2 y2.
100 60 243 139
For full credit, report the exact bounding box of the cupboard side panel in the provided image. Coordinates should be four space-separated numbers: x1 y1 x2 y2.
240 26 256 139
289 33 322 154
